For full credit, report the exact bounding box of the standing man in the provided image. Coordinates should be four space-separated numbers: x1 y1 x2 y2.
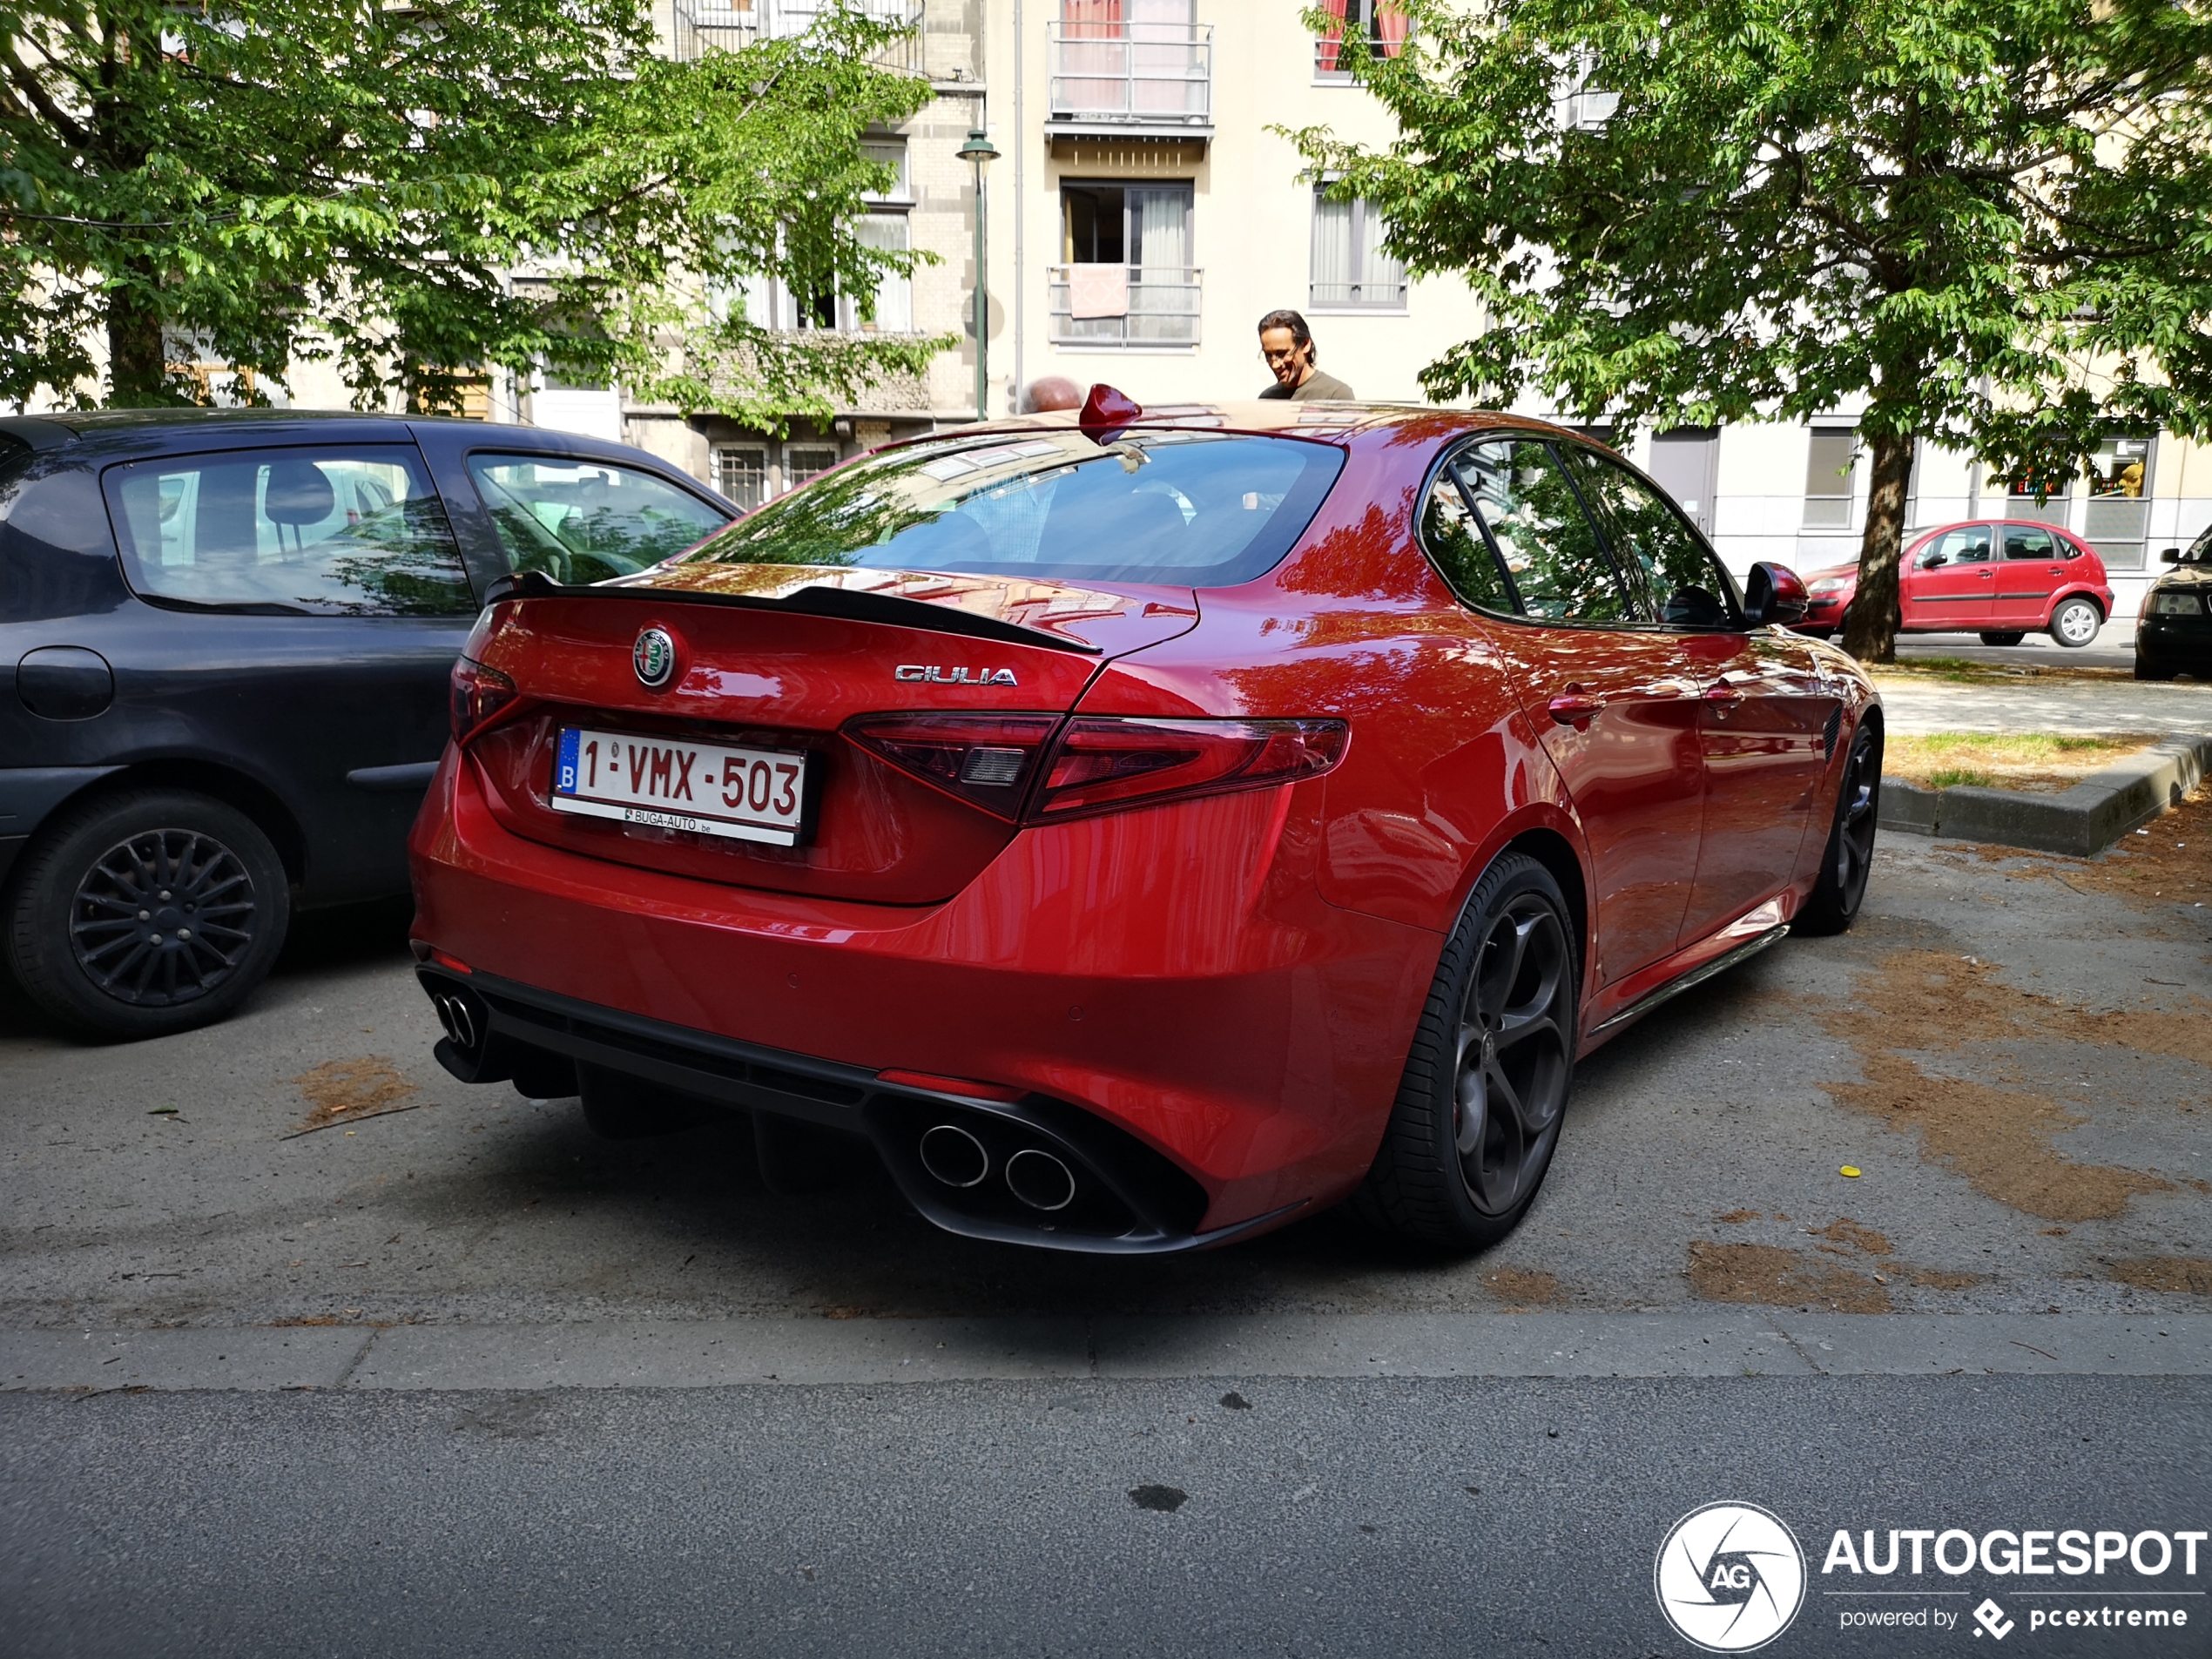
1257 308 1354 400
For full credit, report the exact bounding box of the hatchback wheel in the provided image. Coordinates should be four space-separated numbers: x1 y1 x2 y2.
5 789 289 1040
1353 852 1576 1251
2134 656 2176 683
1978 631 2027 646
1794 723 1881 937
2049 597 2101 648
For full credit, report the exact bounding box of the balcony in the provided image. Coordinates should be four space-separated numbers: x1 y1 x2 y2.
671 0 924 74
1046 23 1212 140
1048 265 1202 347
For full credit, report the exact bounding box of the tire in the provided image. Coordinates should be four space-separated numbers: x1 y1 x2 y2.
1978 631 2027 646
2134 656 2176 683
2049 597 2101 648
1352 852 1577 1251
1794 721 1882 937
4 788 290 1041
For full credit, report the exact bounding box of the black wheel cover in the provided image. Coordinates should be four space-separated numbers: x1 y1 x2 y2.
68 828 260 1008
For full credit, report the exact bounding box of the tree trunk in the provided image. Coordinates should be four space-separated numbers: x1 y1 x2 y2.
1841 431 1914 664
106 272 167 407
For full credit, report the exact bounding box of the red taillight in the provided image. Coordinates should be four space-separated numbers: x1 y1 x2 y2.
1031 717 1347 820
844 713 1062 819
449 656 517 744
844 712 1348 822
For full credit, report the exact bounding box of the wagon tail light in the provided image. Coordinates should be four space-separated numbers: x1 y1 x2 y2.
845 713 1349 823
449 656 518 745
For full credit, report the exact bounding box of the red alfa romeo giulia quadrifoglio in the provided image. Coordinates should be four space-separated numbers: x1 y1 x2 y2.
408 390 1881 1256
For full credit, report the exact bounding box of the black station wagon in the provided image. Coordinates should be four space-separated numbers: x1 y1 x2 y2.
0 410 736 1039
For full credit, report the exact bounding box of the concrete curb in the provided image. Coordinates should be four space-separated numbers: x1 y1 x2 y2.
3 1312 2206 1392
1879 732 2212 855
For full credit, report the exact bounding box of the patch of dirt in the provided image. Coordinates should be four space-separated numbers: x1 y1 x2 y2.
2107 1257 2212 1295
1482 1267 1559 1307
291 1057 420 1133
1929 785 2211 911
1814 1218 1892 1256
1810 949 2204 1221
1716 1209 1763 1224
1685 1242 1892 1312
1885 732 2161 793
1904 1267 1987 1290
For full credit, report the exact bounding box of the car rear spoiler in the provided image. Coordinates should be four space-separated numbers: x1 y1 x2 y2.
481 568 1103 656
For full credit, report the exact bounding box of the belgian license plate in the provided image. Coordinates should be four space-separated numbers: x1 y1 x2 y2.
551 727 808 846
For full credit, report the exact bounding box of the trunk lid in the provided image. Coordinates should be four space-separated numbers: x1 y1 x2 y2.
461 565 1198 904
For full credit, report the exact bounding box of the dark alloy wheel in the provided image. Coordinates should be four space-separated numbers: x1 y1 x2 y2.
1795 722 1881 936
5 789 290 1040
1979 631 2027 646
1353 852 1576 1250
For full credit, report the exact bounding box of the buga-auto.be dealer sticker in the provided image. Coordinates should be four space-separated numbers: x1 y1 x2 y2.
1655 1502 2207 1649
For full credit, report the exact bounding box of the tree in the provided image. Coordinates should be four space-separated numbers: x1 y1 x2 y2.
1 0 951 428
1286 0 2212 659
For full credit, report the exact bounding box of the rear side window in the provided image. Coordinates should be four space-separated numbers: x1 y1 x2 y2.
683 429 1345 588
469 454 730 583
106 445 474 616
1452 439 1634 624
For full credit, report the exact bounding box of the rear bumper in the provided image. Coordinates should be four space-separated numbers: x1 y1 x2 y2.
408 752 1436 1242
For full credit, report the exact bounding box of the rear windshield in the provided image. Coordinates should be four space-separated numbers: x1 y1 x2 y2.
679 428 1345 588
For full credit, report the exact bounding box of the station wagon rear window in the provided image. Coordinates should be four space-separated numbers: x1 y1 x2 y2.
680 429 1345 588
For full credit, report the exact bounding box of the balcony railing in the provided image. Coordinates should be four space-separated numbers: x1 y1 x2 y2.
1048 265 1202 347
671 0 924 73
1047 23 1211 130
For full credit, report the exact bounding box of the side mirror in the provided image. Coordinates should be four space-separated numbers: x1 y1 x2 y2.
1918 549 1946 570
2161 547 2182 564
1743 561 1808 627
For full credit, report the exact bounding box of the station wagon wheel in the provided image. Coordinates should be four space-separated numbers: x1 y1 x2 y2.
1453 894 1572 1217
5 788 290 1041
1353 852 1579 1251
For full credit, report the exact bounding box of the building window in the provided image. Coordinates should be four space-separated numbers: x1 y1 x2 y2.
717 447 767 510
1309 191 1405 309
860 138 910 204
1803 428 1857 529
2002 462 2073 527
1051 181 1199 345
1316 0 1407 75
785 444 840 491
2084 434 2155 570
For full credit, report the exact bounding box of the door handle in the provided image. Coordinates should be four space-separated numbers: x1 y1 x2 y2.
1547 692 1602 729
1978 570 1993 579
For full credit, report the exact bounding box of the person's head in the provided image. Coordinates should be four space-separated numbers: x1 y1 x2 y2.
1022 375 1083 414
1258 308 1316 388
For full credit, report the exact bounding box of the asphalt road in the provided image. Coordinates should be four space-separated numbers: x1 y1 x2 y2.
5 1377 2209 1659
3 822 2209 1656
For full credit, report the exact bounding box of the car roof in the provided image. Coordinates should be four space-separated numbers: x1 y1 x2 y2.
0 408 680 469
895 400 1621 457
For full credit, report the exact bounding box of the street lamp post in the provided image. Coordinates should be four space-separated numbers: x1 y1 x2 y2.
957 126 1001 423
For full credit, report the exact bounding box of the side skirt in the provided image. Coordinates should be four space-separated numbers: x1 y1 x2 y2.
1581 921 1791 1051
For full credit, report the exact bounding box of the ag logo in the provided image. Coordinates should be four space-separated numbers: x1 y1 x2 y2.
633 627 678 691
1655 1501 1806 1652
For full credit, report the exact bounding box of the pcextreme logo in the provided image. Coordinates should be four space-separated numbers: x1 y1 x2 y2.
1655 1502 1808 1652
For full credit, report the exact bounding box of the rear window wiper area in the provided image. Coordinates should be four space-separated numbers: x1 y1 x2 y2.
483 567 1106 656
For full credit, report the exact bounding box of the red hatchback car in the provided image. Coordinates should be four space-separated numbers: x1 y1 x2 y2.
1795 519 2114 648
409 395 1881 1255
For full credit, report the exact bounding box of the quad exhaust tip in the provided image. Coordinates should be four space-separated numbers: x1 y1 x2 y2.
918 1123 990 1188
1005 1147 1076 1212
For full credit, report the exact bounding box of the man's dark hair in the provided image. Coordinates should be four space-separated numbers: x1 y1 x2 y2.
1258 307 1316 361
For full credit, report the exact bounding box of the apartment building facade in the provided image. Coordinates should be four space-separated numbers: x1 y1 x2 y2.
520 0 2212 621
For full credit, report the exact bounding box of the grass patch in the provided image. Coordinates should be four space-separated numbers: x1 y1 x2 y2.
1886 732 2161 792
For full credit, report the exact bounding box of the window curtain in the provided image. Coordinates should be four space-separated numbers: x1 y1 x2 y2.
1310 194 1353 304
1129 187 1189 272
851 213 910 333
1375 0 1408 57
1359 206 1405 302
1061 0 1125 111
1315 0 1347 72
